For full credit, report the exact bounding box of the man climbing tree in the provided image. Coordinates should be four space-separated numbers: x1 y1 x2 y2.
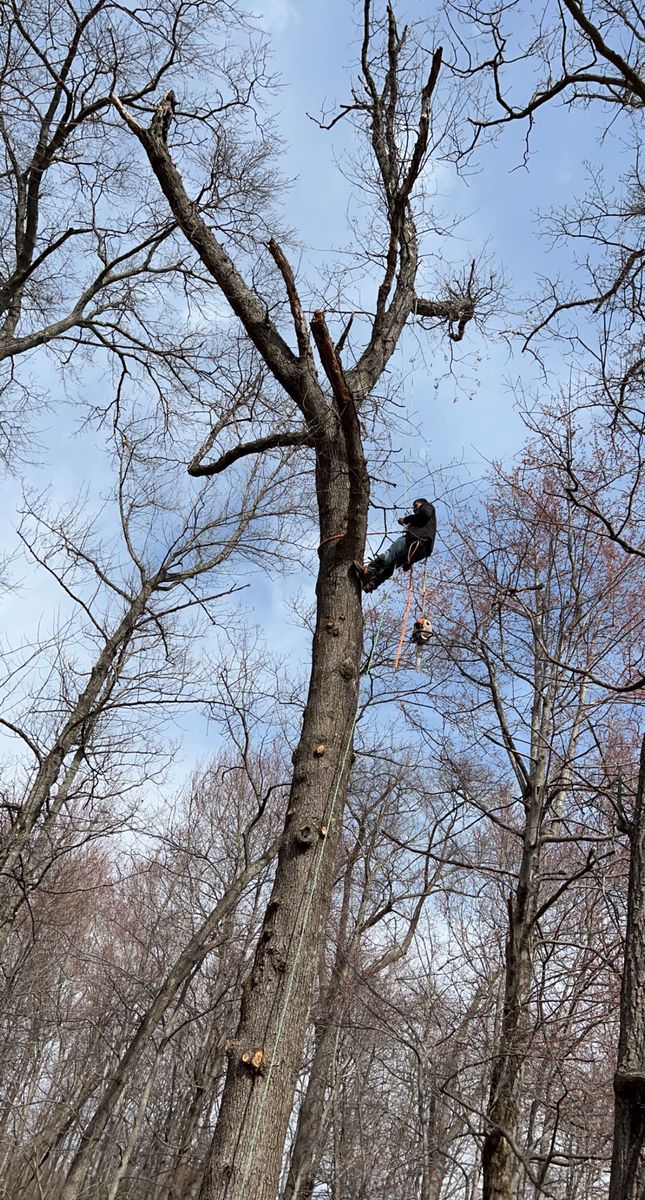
354 496 436 591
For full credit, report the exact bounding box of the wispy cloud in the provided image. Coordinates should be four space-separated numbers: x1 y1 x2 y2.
254 0 301 35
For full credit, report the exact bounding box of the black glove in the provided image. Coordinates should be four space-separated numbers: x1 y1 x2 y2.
397 517 406 526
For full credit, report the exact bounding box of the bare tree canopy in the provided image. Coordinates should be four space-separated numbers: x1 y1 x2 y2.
0 1 643 1199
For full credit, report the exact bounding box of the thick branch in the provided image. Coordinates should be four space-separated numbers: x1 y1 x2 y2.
415 286 476 342
311 310 369 556
561 0 645 105
187 430 313 477
266 238 313 363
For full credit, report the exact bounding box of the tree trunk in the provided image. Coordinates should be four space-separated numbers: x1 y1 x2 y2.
154 1022 223 1200
482 786 542 1200
105 1048 162 1200
200 435 368 1200
608 735 645 1200
283 992 343 1200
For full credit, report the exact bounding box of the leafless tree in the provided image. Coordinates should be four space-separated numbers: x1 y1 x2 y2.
104 4 492 1196
450 0 645 563
0 0 282 456
396 449 643 1200
608 734 645 1200
0 414 298 944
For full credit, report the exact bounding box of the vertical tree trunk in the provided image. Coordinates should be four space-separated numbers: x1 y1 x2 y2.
105 1049 162 1200
283 989 343 1200
608 735 645 1200
200 437 369 1200
482 786 542 1200
154 1023 223 1200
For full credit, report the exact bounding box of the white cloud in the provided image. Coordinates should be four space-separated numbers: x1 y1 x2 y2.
253 0 301 35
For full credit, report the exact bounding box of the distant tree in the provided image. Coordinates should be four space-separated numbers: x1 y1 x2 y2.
404 449 644 1200
0 416 292 943
609 735 645 1200
452 0 645 568
0 0 279 456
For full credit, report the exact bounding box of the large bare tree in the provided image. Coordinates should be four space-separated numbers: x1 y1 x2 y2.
106 4 488 1195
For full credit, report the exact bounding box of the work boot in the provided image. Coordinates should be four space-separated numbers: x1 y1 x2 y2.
352 561 376 592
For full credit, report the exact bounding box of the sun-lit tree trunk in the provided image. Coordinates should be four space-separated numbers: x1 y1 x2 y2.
482 781 542 1200
200 470 368 1200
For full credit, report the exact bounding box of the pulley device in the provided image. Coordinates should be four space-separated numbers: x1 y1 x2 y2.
411 616 432 645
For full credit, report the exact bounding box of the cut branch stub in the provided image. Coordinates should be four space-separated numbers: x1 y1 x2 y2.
295 825 315 849
241 1049 269 1073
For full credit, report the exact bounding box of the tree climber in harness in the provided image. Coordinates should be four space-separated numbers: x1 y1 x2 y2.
353 498 436 593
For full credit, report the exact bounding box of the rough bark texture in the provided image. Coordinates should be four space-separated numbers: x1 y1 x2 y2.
608 735 645 1200
199 437 368 1200
482 798 540 1200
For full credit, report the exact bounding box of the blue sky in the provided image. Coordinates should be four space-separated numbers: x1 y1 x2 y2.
0 0 629 780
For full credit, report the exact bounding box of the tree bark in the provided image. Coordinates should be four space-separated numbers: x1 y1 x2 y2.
481 784 542 1200
199 437 369 1200
608 735 645 1200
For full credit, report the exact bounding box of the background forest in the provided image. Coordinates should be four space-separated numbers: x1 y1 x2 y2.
0 1 644 1199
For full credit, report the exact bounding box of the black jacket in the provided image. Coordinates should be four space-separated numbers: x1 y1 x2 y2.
401 501 436 547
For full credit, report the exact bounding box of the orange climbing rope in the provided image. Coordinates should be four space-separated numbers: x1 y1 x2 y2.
394 565 414 671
